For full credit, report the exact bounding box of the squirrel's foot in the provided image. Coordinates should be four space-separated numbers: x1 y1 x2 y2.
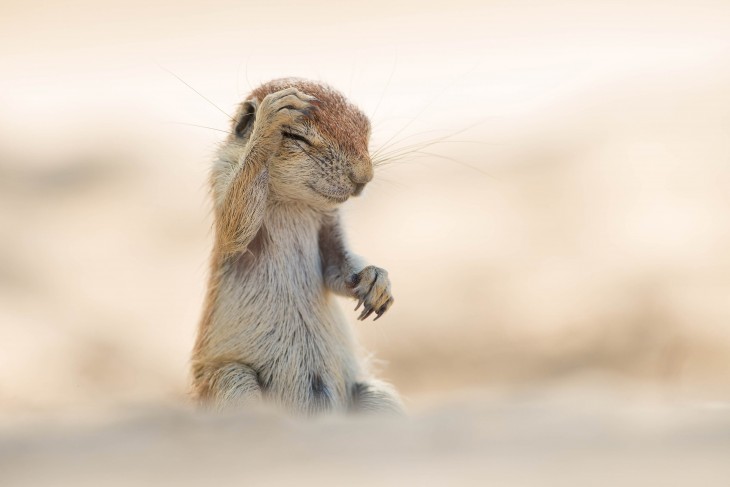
348 266 394 321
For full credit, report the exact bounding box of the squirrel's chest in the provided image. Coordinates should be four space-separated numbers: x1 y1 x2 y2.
230 209 325 295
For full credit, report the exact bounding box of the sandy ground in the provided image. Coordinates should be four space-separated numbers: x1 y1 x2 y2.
2 388 730 486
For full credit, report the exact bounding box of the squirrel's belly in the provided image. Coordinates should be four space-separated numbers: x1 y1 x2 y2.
243 295 355 412
205 252 358 411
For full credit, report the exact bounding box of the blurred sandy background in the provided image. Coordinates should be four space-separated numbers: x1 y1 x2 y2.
1 0 730 484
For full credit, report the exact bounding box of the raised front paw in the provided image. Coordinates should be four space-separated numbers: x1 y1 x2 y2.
254 87 318 141
347 266 394 321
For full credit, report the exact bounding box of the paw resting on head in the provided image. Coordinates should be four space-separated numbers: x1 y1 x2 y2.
347 266 394 321
254 87 319 141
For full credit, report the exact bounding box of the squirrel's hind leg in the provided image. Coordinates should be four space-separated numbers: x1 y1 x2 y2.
194 362 262 411
349 379 404 415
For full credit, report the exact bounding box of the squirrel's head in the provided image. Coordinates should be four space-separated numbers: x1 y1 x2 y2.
231 78 373 207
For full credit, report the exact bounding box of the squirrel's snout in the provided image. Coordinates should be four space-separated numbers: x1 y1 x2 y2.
349 167 373 184
349 158 373 197
349 170 371 197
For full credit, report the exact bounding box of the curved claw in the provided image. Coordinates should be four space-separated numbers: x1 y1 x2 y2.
373 299 394 321
354 298 364 311
358 307 375 321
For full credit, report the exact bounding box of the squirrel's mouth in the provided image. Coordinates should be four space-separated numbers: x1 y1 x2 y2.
307 183 350 203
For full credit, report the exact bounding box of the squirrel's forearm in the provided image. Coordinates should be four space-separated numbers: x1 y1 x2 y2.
213 138 272 255
319 213 364 296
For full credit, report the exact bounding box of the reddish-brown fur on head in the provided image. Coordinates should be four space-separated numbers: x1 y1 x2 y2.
249 78 371 160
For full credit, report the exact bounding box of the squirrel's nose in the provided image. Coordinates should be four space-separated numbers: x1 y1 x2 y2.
349 158 374 191
349 168 371 197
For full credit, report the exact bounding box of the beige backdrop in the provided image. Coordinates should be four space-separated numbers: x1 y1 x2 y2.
1 0 730 422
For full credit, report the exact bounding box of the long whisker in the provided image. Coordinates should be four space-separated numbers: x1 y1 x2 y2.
374 148 494 178
370 51 398 121
412 150 494 177
373 146 436 166
347 57 358 99
370 66 478 159
371 116 416 130
159 65 236 123
373 131 496 157
374 156 433 173
372 121 488 165
373 119 488 161
371 175 409 190
374 150 435 168
371 128 447 156
163 121 230 134
375 139 497 160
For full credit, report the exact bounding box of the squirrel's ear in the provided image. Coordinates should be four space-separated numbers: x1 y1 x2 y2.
234 99 257 138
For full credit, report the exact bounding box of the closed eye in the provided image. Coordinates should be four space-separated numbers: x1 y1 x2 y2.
282 131 313 146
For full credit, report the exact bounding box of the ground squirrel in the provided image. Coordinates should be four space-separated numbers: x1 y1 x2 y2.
191 78 403 415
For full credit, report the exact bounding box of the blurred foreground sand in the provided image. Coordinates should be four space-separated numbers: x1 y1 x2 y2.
2 388 730 486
